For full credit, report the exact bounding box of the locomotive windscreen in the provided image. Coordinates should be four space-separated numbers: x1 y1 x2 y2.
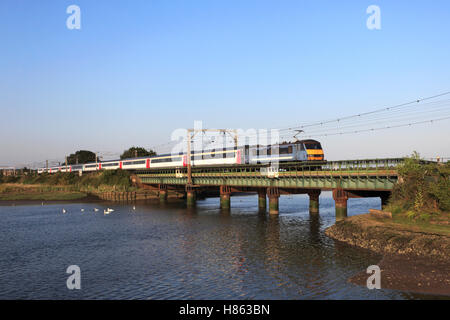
304 142 322 150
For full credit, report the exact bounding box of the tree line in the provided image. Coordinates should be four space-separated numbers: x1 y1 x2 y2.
64 147 157 165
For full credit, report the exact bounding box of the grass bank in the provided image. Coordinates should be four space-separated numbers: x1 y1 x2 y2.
0 170 136 201
0 184 88 201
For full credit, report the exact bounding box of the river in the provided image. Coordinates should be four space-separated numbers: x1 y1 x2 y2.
0 192 436 299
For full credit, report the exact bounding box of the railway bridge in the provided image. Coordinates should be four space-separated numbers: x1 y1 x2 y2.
135 158 403 220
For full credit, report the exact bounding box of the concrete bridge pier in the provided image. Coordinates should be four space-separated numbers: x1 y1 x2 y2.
258 188 267 212
308 190 321 214
220 186 232 209
159 184 168 203
267 187 280 215
332 188 348 220
186 185 196 207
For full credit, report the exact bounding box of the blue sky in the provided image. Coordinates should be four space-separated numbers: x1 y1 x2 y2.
1 1 450 166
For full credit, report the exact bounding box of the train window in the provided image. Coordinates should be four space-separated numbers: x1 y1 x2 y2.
102 163 119 167
203 150 215 159
154 158 168 163
123 160 146 165
194 153 202 160
152 157 181 163
305 143 322 150
279 146 293 154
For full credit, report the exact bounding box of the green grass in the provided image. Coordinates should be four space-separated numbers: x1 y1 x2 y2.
383 202 450 236
386 215 450 236
0 170 134 192
0 192 88 201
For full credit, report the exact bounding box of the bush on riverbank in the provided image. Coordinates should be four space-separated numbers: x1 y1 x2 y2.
387 152 450 221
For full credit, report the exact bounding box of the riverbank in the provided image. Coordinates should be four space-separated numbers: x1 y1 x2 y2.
0 183 89 201
325 213 450 260
325 213 450 295
0 183 180 204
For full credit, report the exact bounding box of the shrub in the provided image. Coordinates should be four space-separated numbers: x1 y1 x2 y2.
391 152 449 214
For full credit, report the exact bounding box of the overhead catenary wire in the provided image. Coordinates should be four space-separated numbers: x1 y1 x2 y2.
143 91 450 153
302 116 450 138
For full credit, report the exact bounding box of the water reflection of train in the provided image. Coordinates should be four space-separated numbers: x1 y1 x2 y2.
37 140 324 174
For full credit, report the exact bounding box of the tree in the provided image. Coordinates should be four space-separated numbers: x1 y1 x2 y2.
120 147 156 160
66 150 96 165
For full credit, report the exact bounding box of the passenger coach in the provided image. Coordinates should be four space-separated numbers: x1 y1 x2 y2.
38 140 324 173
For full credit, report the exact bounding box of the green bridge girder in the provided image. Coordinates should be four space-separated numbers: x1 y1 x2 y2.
137 175 397 190
137 158 405 191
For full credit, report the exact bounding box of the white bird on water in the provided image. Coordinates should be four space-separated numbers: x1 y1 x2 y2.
81 209 85 212
132 206 136 210
94 208 99 212
103 208 114 215
62 209 67 214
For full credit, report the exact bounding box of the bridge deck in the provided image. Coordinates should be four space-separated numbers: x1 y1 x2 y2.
137 158 403 191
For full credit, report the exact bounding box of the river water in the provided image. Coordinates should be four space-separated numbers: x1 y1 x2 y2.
0 192 434 299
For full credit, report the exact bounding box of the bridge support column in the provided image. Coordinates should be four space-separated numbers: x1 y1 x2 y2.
220 186 232 209
308 190 321 214
332 188 348 220
258 188 267 212
159 184 167 203
186 185 196 207
267 187 280 215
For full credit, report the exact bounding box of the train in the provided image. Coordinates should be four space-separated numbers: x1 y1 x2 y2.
37 139 324 174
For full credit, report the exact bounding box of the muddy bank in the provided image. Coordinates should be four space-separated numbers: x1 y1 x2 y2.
325 214 450 262
349 254 450 296
326 214 450 295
